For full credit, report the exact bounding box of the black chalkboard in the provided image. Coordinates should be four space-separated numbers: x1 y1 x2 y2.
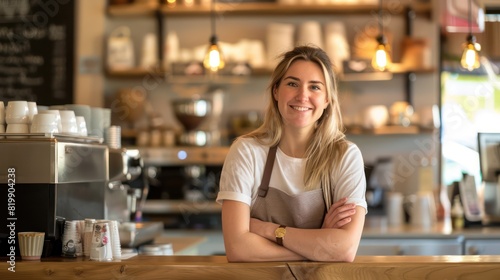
0 0 75 105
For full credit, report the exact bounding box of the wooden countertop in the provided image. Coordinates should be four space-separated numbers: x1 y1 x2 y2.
153 236 206 254
362 216 500 239
2 255 500 279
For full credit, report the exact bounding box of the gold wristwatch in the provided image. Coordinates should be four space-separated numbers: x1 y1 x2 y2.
275 225 286 246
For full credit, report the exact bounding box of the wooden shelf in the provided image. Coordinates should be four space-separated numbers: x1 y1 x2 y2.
105 65 435 82
346 125 436 135
108 2 432 17
143 199 221 214
106 67 165 78
107 1 159 17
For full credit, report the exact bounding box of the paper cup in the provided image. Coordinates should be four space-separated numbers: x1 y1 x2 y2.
18 232 45 260
61 220 82 257
90 222 113 261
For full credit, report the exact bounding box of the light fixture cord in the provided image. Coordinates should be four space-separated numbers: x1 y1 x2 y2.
378 0 383 38
468 0 472 36
211 0 216 38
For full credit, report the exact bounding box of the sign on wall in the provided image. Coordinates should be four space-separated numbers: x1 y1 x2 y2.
0 0 75 105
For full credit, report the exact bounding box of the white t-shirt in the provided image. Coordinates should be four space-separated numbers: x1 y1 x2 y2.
216 137 367 213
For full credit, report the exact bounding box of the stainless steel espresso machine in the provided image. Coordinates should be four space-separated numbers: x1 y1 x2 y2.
0 134 161 257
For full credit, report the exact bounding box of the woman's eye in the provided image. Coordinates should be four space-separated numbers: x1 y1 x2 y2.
311 85 321 91
287 82 298 87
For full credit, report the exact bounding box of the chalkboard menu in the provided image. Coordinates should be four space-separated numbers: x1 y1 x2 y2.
0 0 75 105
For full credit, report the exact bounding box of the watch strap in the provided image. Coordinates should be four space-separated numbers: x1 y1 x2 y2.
276 225 286 246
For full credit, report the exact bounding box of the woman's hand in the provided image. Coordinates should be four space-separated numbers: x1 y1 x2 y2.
322 197 356 229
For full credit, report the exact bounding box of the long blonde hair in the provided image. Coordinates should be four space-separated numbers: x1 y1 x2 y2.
245 46 349 207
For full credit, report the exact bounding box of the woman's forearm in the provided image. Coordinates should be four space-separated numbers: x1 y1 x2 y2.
250 209 365 262
224 231 306 262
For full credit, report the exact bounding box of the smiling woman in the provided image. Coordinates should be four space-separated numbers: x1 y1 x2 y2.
216 46 367 262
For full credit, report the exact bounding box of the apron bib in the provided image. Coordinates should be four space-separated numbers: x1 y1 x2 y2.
250 146 326 228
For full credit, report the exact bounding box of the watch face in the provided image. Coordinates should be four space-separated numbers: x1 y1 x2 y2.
276 228 286 238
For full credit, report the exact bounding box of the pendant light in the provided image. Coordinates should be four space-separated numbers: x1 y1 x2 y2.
371 0 392 71
203 0 225 73
460 0 481 71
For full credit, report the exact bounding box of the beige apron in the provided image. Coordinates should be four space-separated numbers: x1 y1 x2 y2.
250 146 326 229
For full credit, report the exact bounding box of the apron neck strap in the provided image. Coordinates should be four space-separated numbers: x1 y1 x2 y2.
258 145 278 197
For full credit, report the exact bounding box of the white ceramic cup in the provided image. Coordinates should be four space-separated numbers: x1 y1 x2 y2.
6 123 29 133
59 110 78 134
18 232 45 261
66 104 91 133
31 113 59 133
0 101 5 124
76 116 88 136
38 110 62 132
6 101 30 124
27 101 38 123
90 107 104 138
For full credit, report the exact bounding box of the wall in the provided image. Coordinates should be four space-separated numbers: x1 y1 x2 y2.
74 0 106 107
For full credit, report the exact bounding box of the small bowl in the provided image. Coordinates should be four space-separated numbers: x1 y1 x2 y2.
171 98 211 131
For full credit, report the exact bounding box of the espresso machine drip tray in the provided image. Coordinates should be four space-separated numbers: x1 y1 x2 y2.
119 222 164 248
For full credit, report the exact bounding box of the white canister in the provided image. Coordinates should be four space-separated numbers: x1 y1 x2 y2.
386 192 404 226
107 26 135 70
325 21 350 73
266 23 295 69
297 21 323 49
140 33 158 69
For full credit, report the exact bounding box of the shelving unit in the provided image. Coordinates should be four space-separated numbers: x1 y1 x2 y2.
106 1 435 84
108 2 432 17
105 1 439 137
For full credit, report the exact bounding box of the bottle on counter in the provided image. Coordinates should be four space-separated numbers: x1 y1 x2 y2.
451 196 464 230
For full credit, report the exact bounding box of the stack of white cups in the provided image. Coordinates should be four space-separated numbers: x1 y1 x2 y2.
61 220 82 257
0 101 5 137
59 110 79 134
266 23 295 69
31 112 59 134
90 221 113 261
83 219 96 258
109 220 122 260
105 125 121 149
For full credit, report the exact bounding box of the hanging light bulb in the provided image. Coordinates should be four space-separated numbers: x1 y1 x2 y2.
204 35 225 72
372 35 392 71
461 35 481 71
372 0 392 71
461 0 481 71
203 0 224 73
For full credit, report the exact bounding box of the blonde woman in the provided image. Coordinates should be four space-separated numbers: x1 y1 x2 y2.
216 46 367 262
